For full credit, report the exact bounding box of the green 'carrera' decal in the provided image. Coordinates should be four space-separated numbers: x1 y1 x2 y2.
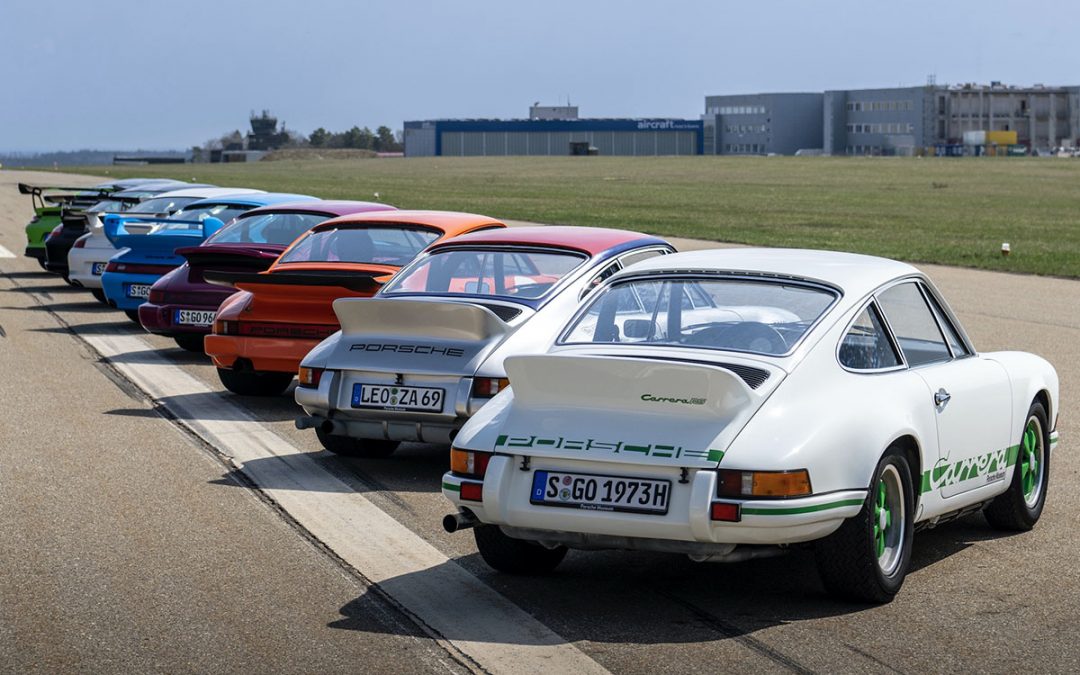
494 434 726 463
919 444 1020 494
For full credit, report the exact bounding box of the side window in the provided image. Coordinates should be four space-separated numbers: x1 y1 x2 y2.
876 282 951 367
618 248 667 270
839 303 902 370
924 289 970 357
581 261 621 299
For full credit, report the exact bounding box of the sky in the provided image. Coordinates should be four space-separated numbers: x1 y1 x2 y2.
3 0 1079 152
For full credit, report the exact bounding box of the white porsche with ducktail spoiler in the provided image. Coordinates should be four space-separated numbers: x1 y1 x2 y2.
442 248 1060 603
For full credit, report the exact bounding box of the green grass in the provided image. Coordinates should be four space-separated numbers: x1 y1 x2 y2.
67 156 1080 277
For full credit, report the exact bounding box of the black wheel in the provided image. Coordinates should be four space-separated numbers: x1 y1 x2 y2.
216 367 294 396
124 309 141 323
90 289 108 304
37 258 48 271
984 401 1049 531
62 274 76 286
473 524 568 575
315 427 399 458
174 334 205 353
815 447 913 603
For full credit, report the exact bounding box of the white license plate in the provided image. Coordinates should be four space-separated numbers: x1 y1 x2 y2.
174 309 215 326
125 283 151 299
531 471 671 515
351 383 445 412
91 262 106 276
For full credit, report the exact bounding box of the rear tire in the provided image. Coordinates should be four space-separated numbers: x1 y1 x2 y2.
815 446 913 603
174 334 205 353
124 309 141 323
984 401 1049 531
90 289 107 304
474 525 568 575
216 367 293 396
315 428 399 458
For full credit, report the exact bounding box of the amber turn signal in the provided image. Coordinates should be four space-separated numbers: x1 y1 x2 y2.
716 469 812 498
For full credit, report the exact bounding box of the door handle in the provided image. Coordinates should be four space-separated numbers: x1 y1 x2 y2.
934 389 951 406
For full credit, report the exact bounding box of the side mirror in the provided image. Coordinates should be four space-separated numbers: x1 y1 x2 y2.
622 319 654 340
201 217 226 239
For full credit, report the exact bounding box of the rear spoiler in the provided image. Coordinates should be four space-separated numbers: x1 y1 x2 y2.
102 214 223 246
18 182 111 195
177 246 282 271
333 297 511 341
203 270 386 294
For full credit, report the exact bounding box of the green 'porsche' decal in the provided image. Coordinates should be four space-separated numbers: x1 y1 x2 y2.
494 434 725 463
919 444 1020 494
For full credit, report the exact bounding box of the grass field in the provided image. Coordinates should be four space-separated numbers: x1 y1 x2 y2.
69 156 1080 277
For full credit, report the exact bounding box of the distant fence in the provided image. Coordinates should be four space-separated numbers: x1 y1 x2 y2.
113 156 187 165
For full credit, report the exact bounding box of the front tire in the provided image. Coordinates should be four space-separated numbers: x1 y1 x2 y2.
216 367 293 396
315 428 399 458
815 447 914 603
474 525 567 575
984 401 1049 531
174 334 205 353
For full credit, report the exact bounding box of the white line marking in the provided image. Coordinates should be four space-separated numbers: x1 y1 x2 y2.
83 329 608 675
0 244 15 258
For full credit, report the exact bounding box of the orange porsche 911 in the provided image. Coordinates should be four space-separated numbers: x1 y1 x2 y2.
204 210 506 395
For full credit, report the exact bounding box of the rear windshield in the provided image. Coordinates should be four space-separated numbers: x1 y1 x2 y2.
152 203 253 232
277 226 440 266
129 196 201 216
207 212 329 245
561 276 837 356
381 247 586 300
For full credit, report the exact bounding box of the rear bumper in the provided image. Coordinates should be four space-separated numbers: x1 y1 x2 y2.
24 245 46 260
101 272 162 310
442 457 866 548
205 334 319 375
139 302 217 336
67 247 109 289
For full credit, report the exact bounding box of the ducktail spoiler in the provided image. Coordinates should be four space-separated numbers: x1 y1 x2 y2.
203 270 385 294
333 297 510 341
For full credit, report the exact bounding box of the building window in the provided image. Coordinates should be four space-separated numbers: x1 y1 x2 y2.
908 123 915 133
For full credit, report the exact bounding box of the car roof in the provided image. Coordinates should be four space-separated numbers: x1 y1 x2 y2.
181 192 318 209
138 186 264 200
239 200 396 218
312 209 504 235
426 225 668 256
617 248 920 298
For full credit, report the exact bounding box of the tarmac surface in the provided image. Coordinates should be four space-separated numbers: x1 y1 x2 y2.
1 170 1077 674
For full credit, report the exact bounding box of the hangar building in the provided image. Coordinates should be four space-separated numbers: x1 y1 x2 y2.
403 117 703 157
701 93 823 155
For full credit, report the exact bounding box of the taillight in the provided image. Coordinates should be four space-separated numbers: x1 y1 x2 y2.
148 288 165 303
73 237 87 249
460 482 484 502
472 377 510 398
450 447 492 478
215 319 239 335
298 366 324 388
105 262 175 275
710 502 741 522
715 469 812 498
48 224 63 239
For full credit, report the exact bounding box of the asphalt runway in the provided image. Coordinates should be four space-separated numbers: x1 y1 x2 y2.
1 169 1076 673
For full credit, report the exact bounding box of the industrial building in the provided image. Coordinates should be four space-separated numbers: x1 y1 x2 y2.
823 83 1080 156
404 106 703 157
701 93 823 155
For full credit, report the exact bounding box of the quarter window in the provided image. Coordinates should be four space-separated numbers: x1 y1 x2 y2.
839 303 901 370
876 282 951 367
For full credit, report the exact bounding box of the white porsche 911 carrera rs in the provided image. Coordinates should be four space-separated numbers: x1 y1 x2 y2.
441 248 1060 602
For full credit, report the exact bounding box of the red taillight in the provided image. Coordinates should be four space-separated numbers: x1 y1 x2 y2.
47 225 63 240
105 262 176 275
73 237 87 249
450 448 492 478
460 482 484 502
214 319 238 336
298 366 324 388
473 377 510 398
148 288 166 304
710 502 741 522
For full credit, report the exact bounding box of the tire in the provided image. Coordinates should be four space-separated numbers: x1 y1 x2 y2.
91 289 108 304
984 401 1049 531
315 427 399 458
473 524 568 575
216 367 294 396
62 274 76 286
124 309 141 323
37 258 48 271
815 447 914 603
174 334 205 353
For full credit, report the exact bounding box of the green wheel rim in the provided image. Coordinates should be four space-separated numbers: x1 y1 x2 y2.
1019 416 1045 508
874 464 905 576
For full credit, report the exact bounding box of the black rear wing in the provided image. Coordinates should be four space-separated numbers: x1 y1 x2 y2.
203 269 385 294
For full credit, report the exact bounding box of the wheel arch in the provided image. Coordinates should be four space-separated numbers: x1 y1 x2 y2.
887 433 923 514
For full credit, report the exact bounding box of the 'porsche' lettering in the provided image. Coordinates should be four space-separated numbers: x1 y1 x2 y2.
349 343 465 357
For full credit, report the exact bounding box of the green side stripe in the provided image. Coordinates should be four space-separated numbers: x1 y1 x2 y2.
707 449 725 463
442 482 461 492
742 498 864 516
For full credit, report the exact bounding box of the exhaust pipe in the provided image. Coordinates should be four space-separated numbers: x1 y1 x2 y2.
442 510 478 533
295 416 346 435
295 415 323 430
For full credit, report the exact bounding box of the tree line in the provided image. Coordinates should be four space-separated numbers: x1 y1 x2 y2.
308 125 401 152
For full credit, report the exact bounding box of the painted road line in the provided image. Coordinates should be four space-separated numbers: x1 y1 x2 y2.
0 244 15 258
82 329 609 675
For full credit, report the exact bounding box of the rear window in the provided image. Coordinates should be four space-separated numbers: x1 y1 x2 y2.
278 226 440 266
153 203 253 232
381 247 586 300
129 196 201 215
207 212 330 245
561 276 837 356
